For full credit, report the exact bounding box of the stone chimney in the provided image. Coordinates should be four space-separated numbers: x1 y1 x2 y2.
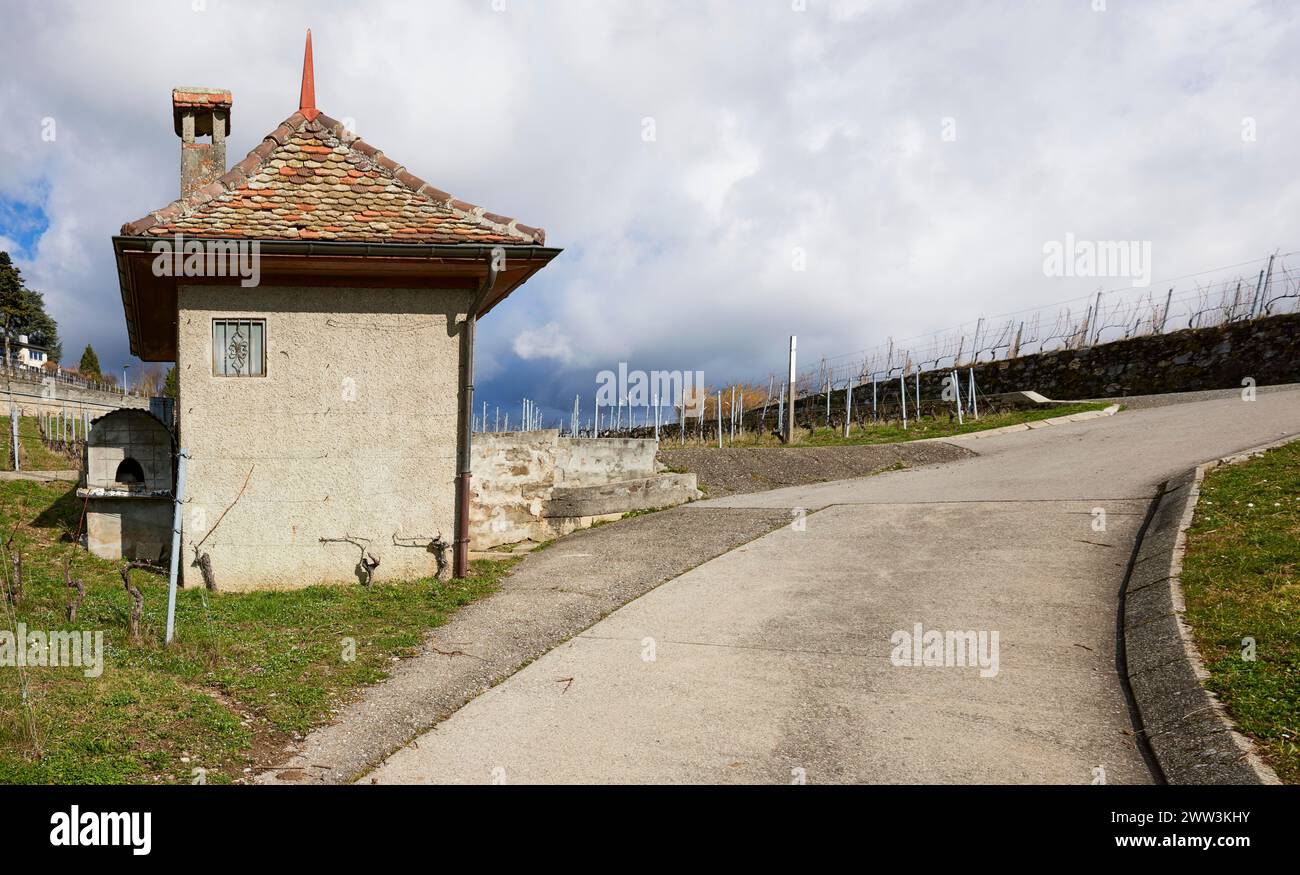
172 87 232 198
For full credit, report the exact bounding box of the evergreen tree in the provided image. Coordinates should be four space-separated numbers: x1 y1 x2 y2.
0 251 62 364
163 365 178 398
79 344 102 380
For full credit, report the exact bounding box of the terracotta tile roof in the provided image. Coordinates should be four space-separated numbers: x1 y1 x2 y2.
121 111 545 245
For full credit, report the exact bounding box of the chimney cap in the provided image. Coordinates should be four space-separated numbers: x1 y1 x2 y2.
172 87 232 138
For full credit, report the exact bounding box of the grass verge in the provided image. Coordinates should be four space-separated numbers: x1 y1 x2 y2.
0 416 79 471
700 402 1110 448
1181 438 1300 783
0 477 515 784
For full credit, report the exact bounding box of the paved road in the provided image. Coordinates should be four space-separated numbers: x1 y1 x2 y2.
368 388 1300 784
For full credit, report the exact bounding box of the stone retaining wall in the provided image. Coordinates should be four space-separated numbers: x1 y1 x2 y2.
470 430 698 549
750 313 1300 431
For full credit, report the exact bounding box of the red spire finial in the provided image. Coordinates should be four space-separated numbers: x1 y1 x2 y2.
299 29 319 121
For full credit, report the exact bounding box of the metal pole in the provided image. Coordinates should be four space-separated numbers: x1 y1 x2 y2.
844 381 852 438
10 406 18 472
717 391 722 449
165 448 190 645
914 368 921 419
730 386 735 443
953 370 964 425
968 367 979 419
1256 254 1277 316
1158 287 1173 333
786 335 797 443
899 372 907 429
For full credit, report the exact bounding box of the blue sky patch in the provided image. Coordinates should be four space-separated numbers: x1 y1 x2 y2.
0 187 51 258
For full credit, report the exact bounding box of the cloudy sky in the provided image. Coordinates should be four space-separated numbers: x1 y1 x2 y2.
1 0 1296 420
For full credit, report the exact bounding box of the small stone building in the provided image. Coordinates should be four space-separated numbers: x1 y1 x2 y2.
77 409 175 563
110 32 559 590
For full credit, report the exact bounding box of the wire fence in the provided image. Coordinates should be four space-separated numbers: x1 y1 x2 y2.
802 249 1297 392
473 249 1298 445
0 360 147 398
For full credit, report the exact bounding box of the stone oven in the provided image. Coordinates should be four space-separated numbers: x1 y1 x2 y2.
77 409 175 563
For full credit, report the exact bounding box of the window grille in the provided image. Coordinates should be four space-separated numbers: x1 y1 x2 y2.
212 319 265 377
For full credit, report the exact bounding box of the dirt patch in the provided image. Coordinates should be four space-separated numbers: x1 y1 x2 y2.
660 441 974 498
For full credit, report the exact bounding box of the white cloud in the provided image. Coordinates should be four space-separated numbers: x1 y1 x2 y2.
512 322 575 365
0 0 1295 415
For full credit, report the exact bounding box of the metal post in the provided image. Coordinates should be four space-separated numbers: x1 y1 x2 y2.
165 448 190 645
1256 254 1276 316
10 406 19 472
730 386 735 443
843 381 852 438
914 368 921 419
968 367 979 419
871 375 877 422
899 372 907 429
952 369 964 425
1158 287 1173 333
716 391 722 449
786 335 797 443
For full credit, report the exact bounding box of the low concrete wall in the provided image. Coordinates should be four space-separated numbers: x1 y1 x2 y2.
81 497 172 564
1123 443 1292 784
470 430 698 549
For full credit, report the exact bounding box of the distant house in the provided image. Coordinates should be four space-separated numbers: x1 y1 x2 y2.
12 334 49 371
110 32 560 590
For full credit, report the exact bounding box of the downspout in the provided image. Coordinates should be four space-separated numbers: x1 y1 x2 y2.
455 254 501 578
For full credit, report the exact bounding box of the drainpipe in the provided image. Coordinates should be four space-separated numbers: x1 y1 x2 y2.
454 254 501 578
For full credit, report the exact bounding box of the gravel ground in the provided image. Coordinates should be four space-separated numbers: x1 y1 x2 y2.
257 504 790 784
659 441 974 498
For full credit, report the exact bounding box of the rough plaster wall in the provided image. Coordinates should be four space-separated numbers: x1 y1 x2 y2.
177 284 470 591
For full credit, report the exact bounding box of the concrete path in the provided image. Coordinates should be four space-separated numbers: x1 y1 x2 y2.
0 470 78 482
367 388 1300 785
261 505 789 783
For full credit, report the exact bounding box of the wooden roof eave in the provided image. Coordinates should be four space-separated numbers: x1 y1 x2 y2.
110 236 561 361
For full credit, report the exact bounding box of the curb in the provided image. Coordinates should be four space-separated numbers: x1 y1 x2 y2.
1123 436 1296 785
936 403 1120 443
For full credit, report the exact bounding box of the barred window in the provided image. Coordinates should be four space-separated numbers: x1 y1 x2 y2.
212 319 265 377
